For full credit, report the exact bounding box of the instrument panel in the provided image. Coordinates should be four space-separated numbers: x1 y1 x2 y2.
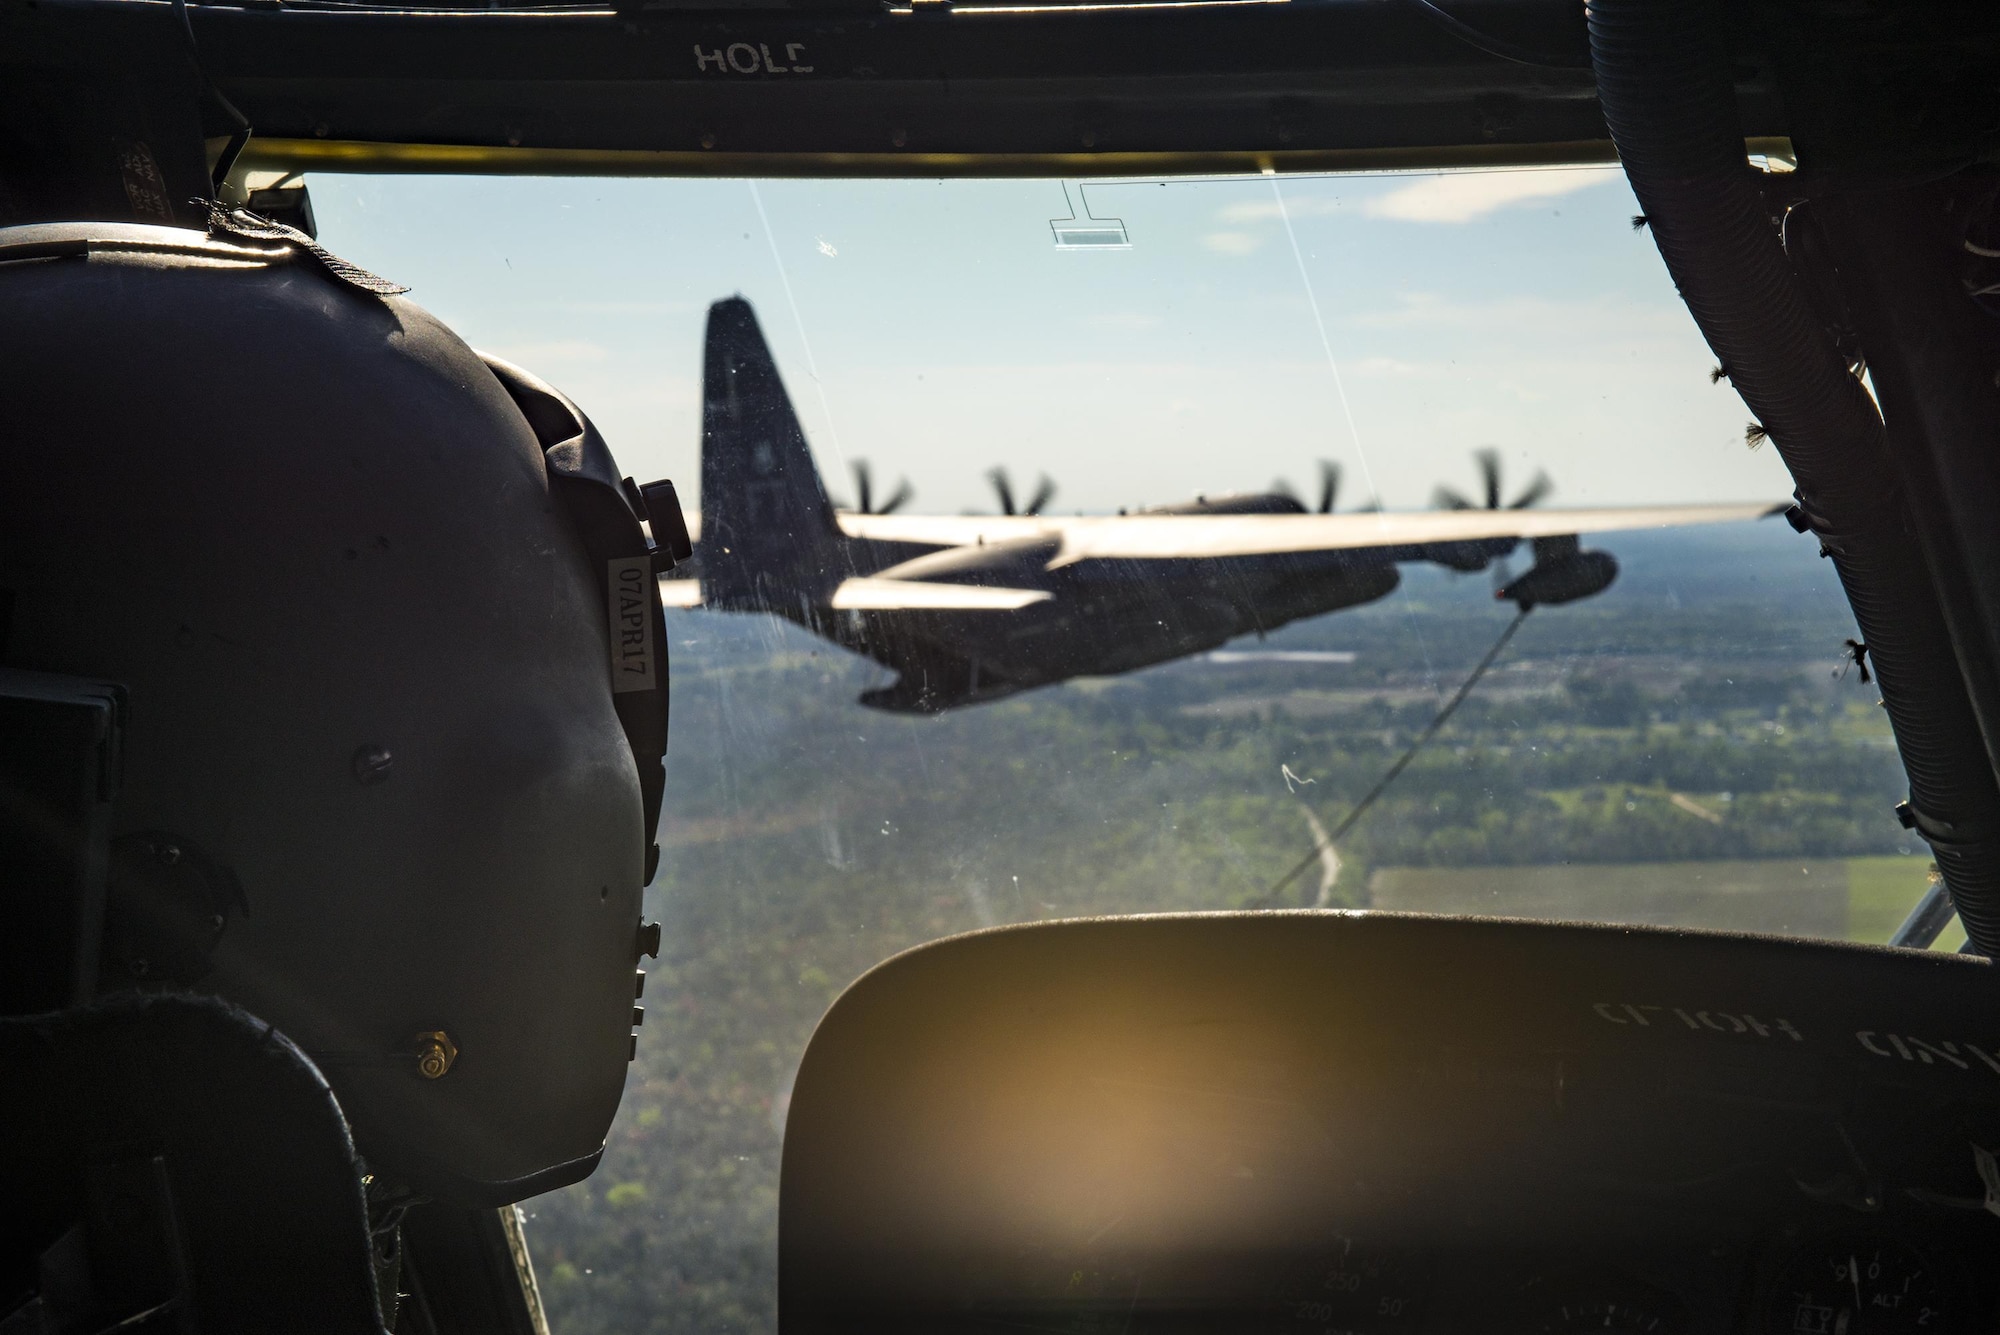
945 1220 1987 1333
1262 1227 1974 1334
777 914 2000 1333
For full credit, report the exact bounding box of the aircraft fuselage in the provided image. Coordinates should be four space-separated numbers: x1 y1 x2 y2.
760 532 1457 711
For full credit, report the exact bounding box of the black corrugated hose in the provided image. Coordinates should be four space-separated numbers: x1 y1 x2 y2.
1586 0 2000 956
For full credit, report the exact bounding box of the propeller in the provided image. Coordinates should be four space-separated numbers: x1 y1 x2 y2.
849 459 914 515
1272 460 1346 513
1432 448 1553 513
1272 460 1381 514
988 466 1057 516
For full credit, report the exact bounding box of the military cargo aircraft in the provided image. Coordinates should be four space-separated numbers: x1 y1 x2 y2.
8 2 2000 1333
661 297 1781 711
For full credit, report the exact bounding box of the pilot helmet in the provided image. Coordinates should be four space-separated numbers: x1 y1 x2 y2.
0 219 668 1205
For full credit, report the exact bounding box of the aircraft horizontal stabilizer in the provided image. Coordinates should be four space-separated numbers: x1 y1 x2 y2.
835 501 1786 566
658 578 704 607
655 575 1051 611
829 578 1053 611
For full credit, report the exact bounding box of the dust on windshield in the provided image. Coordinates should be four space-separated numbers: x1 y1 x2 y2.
309 167 1947 1333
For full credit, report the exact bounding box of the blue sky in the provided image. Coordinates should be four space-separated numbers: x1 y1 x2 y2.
308 167 1799 517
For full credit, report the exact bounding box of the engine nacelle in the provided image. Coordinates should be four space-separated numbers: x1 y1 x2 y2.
1496 536 1618 609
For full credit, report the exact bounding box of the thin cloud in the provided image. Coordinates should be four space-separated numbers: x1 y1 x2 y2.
1351 291 1689 338
1084 312 1164 332
485 338 610 363
1362 168 1618 224
1202 231 1264 256
1352 356 1421 377
543 299 697 316
1217 196 1344 225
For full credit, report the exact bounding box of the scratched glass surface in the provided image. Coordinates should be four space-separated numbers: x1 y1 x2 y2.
307 170 1955 1333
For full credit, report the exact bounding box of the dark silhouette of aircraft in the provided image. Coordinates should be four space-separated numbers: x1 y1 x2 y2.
663 297 1779 712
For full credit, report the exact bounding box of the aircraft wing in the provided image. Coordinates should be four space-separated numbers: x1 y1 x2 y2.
656 575 1052 611
834 513 1048 546
835 502 1787 565
659 578 705 607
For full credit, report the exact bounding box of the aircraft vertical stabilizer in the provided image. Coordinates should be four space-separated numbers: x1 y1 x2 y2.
698 296 841 609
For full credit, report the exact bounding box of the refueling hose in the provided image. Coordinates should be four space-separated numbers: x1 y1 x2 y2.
1586 0 2000 956
1265 607 1532 905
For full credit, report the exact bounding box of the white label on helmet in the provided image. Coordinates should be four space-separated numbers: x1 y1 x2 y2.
608 556 657 694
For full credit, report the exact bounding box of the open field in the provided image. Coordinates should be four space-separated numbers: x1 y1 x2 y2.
1370 855 1958 946
525 526 1957 1335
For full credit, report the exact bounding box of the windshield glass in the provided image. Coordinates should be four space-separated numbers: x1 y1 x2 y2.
309 168 1953 1333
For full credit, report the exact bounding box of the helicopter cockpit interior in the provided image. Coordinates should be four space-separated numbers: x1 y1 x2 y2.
4 1 2000 1332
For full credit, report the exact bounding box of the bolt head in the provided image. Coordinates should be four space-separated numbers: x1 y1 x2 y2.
414 1030 458 1080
